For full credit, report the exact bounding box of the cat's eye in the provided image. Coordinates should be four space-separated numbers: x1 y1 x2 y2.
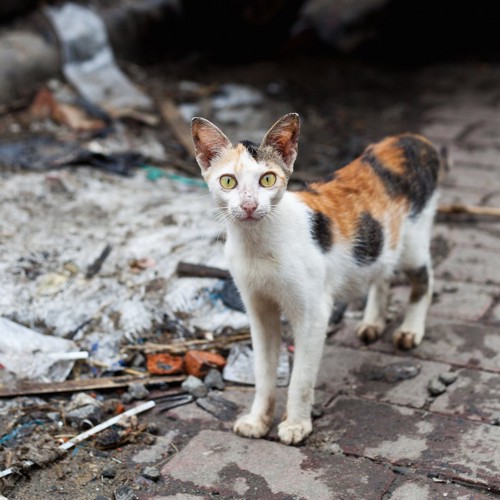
220 175 237 189
259 173 276 188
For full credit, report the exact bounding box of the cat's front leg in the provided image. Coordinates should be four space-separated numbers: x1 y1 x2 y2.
278 298 331 445
233 295 281 439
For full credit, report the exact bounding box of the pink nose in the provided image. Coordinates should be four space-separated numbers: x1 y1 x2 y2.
241 201 257 215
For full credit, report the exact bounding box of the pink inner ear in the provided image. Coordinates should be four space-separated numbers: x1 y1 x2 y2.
192 119 231 170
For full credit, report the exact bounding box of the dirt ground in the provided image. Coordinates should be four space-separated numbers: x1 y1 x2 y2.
2 52 500 499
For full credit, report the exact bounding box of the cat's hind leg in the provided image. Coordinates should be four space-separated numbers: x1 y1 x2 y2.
356 277 389 344
233 295 282 439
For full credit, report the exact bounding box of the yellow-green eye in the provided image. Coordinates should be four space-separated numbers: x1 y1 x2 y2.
220 175 237 189
259 173 276 188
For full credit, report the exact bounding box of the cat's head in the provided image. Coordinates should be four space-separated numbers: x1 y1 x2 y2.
191 113 300 223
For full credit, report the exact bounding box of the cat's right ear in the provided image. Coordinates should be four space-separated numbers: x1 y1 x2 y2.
191 117 232 172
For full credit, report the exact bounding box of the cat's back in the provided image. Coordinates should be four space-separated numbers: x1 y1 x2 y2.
295 133 442 248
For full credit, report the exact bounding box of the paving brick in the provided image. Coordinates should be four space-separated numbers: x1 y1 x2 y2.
440 163 500 191
464 123 500 148
448 146 500 169
330 318 500 372
388 475 497 499
317 345 447 408
420 122 467 142
433 223 500 251
438 186 491 207
161 429 394 499
318 397 500 492
429 368 500 423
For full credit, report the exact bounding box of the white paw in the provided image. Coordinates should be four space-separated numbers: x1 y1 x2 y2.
233 414 271 439
356 322 384 344
393 329 421 350
278 419 312 445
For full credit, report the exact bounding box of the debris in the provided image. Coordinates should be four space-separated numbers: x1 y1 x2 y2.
438 204 500 218
141 466 160 481
212 83 264 111
86 244 113 279
223 343 290 387
428 377 447 397
196 392 239 421
204 368 225 391
146 353 184 375
66 404 103 428
0 401 155 479
0 374 185 398
101 466 117 479
154 392 194 412
160 98 196 158
184 350 226 378
438 372 458 386
128 257 156 273
360 361 421 383
45 3 153 119
0 317 85 383
126 332 251 355
221 278 245 312
181 375 208 398
176 261 231 280
66 392 102 412
114 484 138 500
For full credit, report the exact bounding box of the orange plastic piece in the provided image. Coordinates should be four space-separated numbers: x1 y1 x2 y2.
146 353 184 375
184 350 226 378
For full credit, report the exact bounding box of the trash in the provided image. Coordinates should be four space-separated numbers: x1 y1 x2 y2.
86 244 113 279
0 400 155 479
146 353 184 375
360 361 421 383
438 372 458 386
160 98 196 157
0 374 185 398
66 404 103 429
181 375 208 398
196 392 239 421
223 343 290 387
101 466 117 479
141 466 160 481
0 317 86 383
221 278 245 312
125 383 150 401
114 484 138 500
204 368 225 391
176 261 231 280
154 393 194 412
184 350 226 378
428 377 447 397
45 3 153 118
212 83 264 110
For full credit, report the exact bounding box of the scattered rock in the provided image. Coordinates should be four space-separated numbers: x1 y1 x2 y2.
141 466 160 481
491 416 500 426
66 404 103 428
95 496 110 500
361 361 421 383
114 485 138 500
438 372 458 386
196 392 239 421
126 383 150 401
428 377 447 396
46 411 61 423
101 466 117 479
204 368 225 390
182 375 208 398
146 422 160 435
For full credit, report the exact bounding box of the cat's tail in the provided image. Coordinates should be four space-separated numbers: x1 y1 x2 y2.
438 145 451 182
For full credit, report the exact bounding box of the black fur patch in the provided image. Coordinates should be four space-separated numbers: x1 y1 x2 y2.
310 211 333 253
353 212 383 265
240 140 259 160
406 266 429 303
362 136 440 217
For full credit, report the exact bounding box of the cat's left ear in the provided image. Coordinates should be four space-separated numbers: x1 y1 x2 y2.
191 117 232 172
260 113 300 174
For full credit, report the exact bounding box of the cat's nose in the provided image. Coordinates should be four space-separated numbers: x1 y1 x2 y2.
241 201 258 215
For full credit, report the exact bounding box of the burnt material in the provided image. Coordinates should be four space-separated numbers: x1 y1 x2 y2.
310 210 333 253
353 212 383 265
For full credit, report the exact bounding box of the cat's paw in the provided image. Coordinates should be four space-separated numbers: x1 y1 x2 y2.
356 323 384 344
278 419 312 445
393 330 420 350
233 414 271 439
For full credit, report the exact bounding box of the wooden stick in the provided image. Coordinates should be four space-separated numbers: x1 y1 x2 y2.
176 261 231 280
438 204 500 217
0 374 185 398
125 332 251 355
160 97 196 158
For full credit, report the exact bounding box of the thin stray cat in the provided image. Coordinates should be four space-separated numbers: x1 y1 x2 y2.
191 113 446 445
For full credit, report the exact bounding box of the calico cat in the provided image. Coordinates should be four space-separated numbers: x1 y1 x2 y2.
191 113 445 445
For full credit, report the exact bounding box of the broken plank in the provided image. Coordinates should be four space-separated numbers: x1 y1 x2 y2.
176 261 231 279
0 374 185 398
160 97 196 158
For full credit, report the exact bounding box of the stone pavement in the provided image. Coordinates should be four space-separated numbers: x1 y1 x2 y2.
150 76 500 499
